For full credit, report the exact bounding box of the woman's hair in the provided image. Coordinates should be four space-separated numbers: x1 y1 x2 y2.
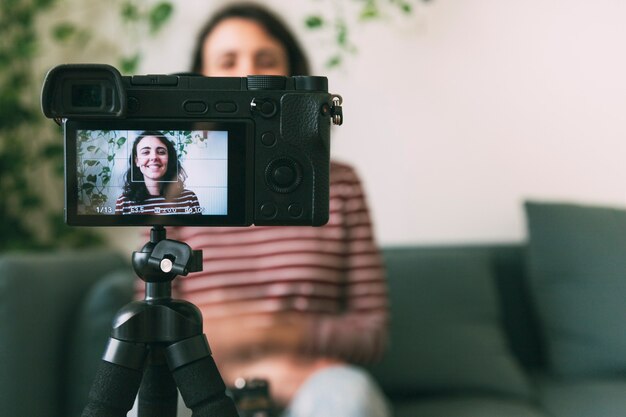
122 131 188 203
190 2 310 76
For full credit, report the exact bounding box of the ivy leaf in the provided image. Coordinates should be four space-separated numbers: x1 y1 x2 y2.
21 193 42 208
41 143 63 158
86 174 97 183
52 22 77 42
360 4 379 20
119 54 140 74
117 136 127 147
121 1 140 22
305 15 324 29
35 0 56 9
84 160 100 166
149 2 173 34
336 23 348 47
326 55 342 68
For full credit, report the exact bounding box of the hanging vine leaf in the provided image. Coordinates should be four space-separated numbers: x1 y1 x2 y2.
326 55 342 68
121 1 140 22
305 15 324 29
336 20 348 47
149 2 173 34
305 0 427 69
359 1 379 20
52 22 77 41
120 53 141 74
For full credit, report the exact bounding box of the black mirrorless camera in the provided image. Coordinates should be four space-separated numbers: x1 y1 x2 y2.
41 64 343 227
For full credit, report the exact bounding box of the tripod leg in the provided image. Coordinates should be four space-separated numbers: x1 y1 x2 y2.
82 338 146 417
138 347 178 417
81 360 143 417
166 335 239 417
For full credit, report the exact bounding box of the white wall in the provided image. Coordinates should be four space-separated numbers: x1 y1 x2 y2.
89 0 626 247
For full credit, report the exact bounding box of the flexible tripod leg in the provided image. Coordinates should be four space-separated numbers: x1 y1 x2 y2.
81 338 146 417
82 230 240 417
138 347 178 417
166 335 239 417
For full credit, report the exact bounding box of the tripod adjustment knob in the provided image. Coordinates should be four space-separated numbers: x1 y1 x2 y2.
160 258 174 273
133 239 203 283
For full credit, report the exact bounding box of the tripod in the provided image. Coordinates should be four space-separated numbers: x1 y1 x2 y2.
81 226 239 417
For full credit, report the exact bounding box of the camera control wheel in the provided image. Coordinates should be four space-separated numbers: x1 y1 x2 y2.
265 157 302 194
247 75 286 90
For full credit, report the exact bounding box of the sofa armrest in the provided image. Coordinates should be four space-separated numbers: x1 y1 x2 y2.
0 250 127 417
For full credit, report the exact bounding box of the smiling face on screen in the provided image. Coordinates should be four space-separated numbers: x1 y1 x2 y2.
134 135 169 183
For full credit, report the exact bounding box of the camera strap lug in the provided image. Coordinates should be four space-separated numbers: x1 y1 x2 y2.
330 94 343 126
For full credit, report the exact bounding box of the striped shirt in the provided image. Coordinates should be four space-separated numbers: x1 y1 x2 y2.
167 162 389 363
116 189 201 215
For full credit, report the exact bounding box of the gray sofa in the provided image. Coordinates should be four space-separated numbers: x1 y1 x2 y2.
1 201 626 417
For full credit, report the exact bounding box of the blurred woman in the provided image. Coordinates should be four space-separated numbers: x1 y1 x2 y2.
173 4 390 417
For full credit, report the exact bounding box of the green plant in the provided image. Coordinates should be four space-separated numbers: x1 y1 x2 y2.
0 0 173 251
76 130 127 214
0 0 421 251
305 0 428 68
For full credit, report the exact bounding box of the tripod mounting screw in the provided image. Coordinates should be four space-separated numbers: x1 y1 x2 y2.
160 258 174 273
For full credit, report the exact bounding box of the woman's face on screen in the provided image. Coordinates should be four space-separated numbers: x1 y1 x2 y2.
201 17 289 77
134 136 169 181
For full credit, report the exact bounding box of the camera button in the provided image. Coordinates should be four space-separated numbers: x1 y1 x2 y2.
259 203 277 219
127 97 140 113
261 132 276 147
288 203 304 218
273 166 295 187
250 98 277 118
260 100 276 116
215 102 237 113
183 100 208 114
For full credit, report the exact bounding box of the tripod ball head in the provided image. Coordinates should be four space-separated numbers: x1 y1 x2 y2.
133 239 203 283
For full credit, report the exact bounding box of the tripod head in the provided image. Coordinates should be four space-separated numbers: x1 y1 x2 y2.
133 226 203 284
84 225 239 417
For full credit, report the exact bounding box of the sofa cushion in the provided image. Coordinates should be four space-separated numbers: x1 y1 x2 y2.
0 251 126 417
369 247 532 399
532 374 626 417
525 201 626 377
64 268 135 417
393 396 549 417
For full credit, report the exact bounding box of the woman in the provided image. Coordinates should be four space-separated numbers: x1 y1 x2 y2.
173 4 390 417
116 131 200 215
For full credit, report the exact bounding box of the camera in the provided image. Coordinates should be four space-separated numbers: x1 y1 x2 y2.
41 64 343 227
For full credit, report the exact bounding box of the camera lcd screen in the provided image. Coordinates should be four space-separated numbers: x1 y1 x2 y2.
65 120 253 226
